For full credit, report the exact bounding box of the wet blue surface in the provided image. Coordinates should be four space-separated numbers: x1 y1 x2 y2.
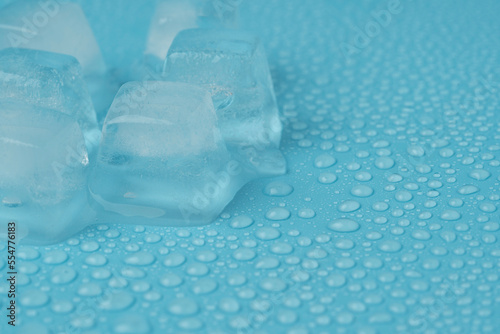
1 0 500 333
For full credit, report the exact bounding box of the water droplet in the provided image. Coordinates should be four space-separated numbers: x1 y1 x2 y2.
168 298 199 316
232 248 256 261
265 207 291 220
99 292 135 311
230 215 254 229
124 252 156 266
375 157 395 170
328 219 360 232
458 185 479 195
351 185 374 197
314 154 337 168
318 172 337 184
440 210 461 221
263 181 294 196
378 240 402 253
51 266 77 284
255 227 281 240
20 290 49 307
469 169 491 180
160 273 183 288
259 277 287 292
338 200 361 212
163 253 186 267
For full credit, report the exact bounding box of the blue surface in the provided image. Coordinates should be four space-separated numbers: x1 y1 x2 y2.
1 0 500 333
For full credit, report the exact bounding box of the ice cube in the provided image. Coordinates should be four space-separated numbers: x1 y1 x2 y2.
0 100 91 245
163 28 285 175
88 81 248 226
144 0 240 69
0 48 100 152
0 0 105 76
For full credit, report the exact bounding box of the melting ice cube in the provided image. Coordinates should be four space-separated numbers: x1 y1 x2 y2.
88 81 249 225
0 100 91 244
163 28 285 175
0 48 100 152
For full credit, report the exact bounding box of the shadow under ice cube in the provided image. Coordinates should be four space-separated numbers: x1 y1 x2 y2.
88 81 250 226
0 101 91 245
163 28 285 176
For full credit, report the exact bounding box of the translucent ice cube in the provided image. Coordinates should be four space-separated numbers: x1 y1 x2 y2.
163 28 285 175
88 81 249 226
144 0 240 71
0 100 91 245
0 48 100 152
0 0 105 76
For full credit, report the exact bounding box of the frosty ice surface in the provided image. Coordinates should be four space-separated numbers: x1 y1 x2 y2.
0 101 91 245
0 0 105 76
163 28 285 175
88 81 249 225
0 48 100 152
145 0 240 63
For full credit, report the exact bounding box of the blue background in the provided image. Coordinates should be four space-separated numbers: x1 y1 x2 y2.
0 0 499 333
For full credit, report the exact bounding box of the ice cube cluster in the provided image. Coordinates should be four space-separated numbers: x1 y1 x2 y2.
0 0 285 244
